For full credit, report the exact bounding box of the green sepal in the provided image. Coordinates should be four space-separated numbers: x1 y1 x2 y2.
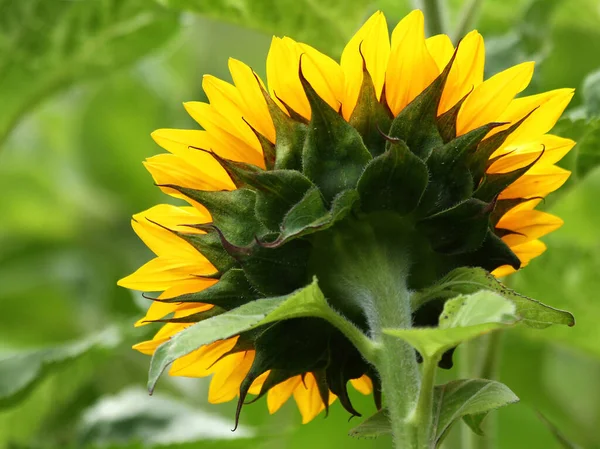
418 198 493 254
411 267 575 328
436 90 471 142
468 110 535 184
357 138 428 215
300 70 372 202
173 229 237 273
236 239 312 296
461 231 521 272
474 149 543 202
206 153 264 189
155 269 259 310
386 50 455 160
348 61 393 158
245 119 276 170
256 76 307 170
266 188 359 247
161 186 267 246
419 124 499 215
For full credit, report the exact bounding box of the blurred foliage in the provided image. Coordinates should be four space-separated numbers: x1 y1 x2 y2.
0 0 599 448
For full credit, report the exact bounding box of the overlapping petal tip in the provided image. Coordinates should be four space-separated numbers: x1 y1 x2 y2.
340 10 390 119
386 9 439 115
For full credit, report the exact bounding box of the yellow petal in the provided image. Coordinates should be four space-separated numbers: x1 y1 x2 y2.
499 165 571 199
150 129 236 189
132 322 189 356
493 239 547 277
228 58 276 143
248 371 270 395
340 11 390 119
183 101 264 166
201 75 262 149
494 88 574 146
266 37 310 119
457 62 534 135
386 10 439 115
439 30 485 114
143 154 234 198
208 351 255 403
267 376 302 414
131 218 196 259
169 337 238 378
298 42 344 111
497 210 563 246
292 373 336 424
350 375 373 395
117 257 215 292
135 204 209 234
488 135 575 174
426 34 454 71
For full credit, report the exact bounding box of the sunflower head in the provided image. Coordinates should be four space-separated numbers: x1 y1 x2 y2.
119 10 574 425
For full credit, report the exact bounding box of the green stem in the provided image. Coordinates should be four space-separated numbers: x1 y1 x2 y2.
418 0 448 36
412 357 439 448
453 0 485 42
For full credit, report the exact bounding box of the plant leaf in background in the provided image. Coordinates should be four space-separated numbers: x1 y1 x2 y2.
0 0 179 145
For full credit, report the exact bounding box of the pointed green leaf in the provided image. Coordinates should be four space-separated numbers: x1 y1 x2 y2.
434 379 519 444
411 267 575 328
174 229 237 273
163 187 266 246
301 75 372 201
348 65 393 158
357 139 429 215
384 291 516 361
0 328 121 409
160 269 258 310
348 378 519 443
418 198 493 254
269 188 359 246
461 231 521 273
348 408 391 438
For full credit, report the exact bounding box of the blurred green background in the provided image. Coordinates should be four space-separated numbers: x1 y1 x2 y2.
1 0 599 448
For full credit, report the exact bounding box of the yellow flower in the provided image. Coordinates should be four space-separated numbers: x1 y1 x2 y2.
119 10 574 424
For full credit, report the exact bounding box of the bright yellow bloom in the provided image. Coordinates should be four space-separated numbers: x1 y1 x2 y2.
119 10 574 424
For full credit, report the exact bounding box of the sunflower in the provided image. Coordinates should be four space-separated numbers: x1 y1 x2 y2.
118 10 574 425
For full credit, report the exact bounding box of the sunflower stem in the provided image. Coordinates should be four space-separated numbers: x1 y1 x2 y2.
453 0 485 42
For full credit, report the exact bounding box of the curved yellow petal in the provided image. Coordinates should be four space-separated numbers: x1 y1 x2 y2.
497 210 563 246
340 11 390 119
439 30 485 114
208 351 255 404
298 42 344 111
493 239 547 277
350 375 373 395
426 34 454 71
266 37 310 119
494 88 575 146
201 75 262 149
169 337 238 378
117 257 215 292
292 373 336 424
150 129 236 189
457 61 534 135
386 10 439 115
488 135 575 174
267 376 302 414
499 165 571 199
132 322 189 355
228 58 276 143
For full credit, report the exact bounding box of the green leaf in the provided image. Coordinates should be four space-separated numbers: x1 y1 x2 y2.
554 117 600 183
0 328 121 409
301 74 372 202
348 379 519 444
148 278 369 392
357 139 429 215
78 387 254 447
384 291 516 361
412 267 575 329
272 188 359 245
433 379 519 444
0 0 178 144
348 408 391 439
161 0 375 56
582 68 600 117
